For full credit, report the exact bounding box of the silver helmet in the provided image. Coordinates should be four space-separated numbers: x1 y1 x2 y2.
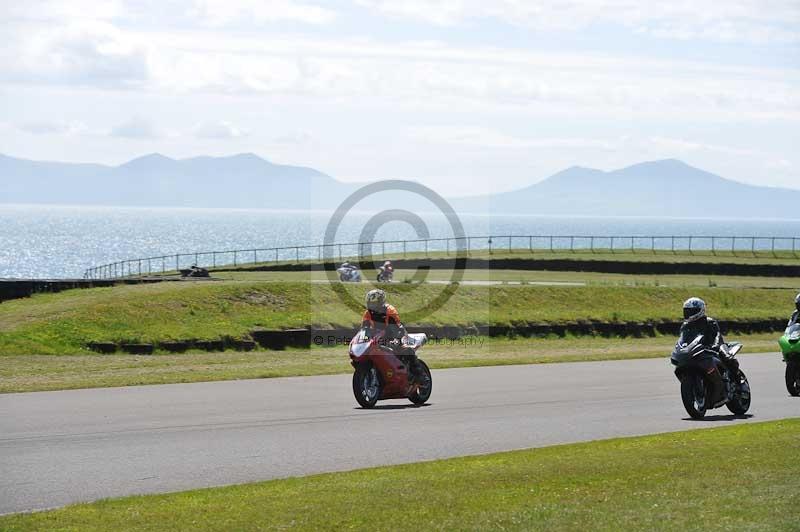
683 297 706 323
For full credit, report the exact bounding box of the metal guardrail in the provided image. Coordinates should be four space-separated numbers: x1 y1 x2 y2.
83 235 800 279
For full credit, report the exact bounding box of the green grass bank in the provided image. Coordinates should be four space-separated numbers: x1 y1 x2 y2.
2 419 797 530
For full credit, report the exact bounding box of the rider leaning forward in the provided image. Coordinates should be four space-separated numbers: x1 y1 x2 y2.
362 289 423 380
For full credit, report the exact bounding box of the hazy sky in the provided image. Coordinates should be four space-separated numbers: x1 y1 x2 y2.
1 0 798 194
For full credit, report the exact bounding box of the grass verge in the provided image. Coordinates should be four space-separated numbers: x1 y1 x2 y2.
0 333 781 393
0 281 794 355
2 419 797 530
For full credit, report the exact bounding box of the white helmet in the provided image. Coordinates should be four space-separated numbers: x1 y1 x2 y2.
383 260 392 267
365 289 386 311
683 297 706 323
795 292 800 312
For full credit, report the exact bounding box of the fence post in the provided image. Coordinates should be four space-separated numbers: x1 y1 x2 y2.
529 236 532 252
688 236 693 255
671 236 675 254
254 250 257 264
793 237 798 258
630 236 634 254
570 236 574 252
751 237 756 257
651 236 655 254
731 236 736 257
772 237 776 258
549 236 554 253
425 239 428 257
610 236 615 254
508 235 512 253
446 238 449 256
162 257 165 273
175 254 179 272
403 241 406 258
296 247 300 262
590 236 595 254
711 236 716 256
233 251 237 266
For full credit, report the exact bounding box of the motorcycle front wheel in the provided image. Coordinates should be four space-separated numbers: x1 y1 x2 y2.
681 374 707 419
726 370 751 415
353 364 381 408
785 361 800 397
408 360 432 405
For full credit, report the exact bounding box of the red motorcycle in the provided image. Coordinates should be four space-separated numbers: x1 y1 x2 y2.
349 327 432 408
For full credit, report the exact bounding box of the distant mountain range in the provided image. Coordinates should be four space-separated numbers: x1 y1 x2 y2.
1 153 798 218
452 159 800 218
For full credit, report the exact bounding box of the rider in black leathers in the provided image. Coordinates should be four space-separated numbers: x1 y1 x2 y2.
681 297 738 401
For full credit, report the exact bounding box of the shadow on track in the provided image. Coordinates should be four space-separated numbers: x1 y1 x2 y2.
355 403 432 411
683 414 754 422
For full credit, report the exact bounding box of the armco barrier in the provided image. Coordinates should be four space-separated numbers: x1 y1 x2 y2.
231 256 800 278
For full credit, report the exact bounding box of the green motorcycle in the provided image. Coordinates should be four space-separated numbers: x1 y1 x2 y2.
779 322 800 396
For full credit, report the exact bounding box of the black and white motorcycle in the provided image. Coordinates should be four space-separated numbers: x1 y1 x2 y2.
336 263 362 282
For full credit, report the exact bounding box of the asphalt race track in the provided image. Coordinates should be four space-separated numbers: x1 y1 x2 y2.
1 354 797 514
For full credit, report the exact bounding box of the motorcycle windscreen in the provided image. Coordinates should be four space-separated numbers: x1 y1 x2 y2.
350 328 372 358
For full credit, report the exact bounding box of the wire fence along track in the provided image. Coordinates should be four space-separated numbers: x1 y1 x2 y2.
83 235 800 279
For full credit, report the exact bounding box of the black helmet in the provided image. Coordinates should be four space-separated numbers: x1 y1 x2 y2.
682 297 706 322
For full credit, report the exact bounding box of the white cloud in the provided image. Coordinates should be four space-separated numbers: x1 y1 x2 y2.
358 0 800 44
110 117 160 139
195 120 249 139
273 131 313 144
4 21 148 87
3 26 796 122
408 126 614 149
189 0 336 26
17 121 89 136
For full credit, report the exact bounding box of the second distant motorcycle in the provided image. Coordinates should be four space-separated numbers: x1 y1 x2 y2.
377 260 394 282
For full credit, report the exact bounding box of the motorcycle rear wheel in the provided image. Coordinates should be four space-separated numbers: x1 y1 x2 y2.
786 361 800 397
726 370 751 415
408 360 432 405
353 365 381 408
680 374 707 419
